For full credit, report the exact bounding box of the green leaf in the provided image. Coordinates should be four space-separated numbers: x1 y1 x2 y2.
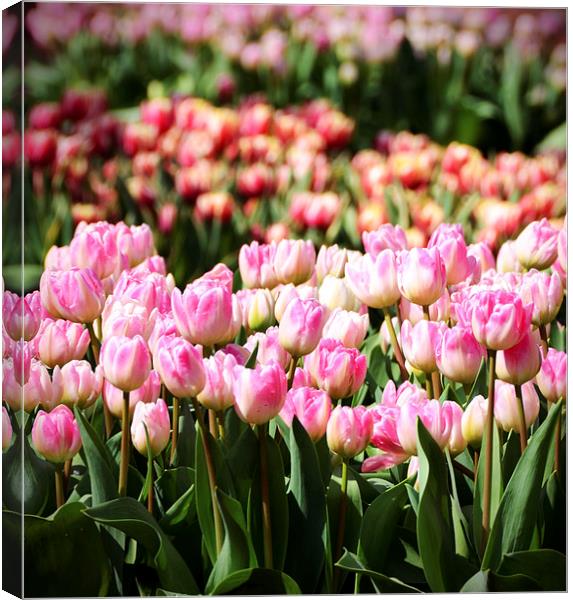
284 417 327 593
84 497 199 595
335 550 421 593
210 567 302 595
535 121 566 153
482 401 562 571
3 502 112 597
174 399 195 468
358 480 408 574
498 549 565 591
460 569 540 592
74 406 118 506
205 490 257 594
244 341 259 369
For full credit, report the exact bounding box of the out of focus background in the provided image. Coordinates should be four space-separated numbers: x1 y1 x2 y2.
2 4 567 288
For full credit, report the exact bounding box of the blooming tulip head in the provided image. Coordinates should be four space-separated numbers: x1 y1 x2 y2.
461 395 488 447
304 338 367 400
319 275 362 312
326 405 373 459
519 270 564 327
245 327 291 370
239 241 279 289
31 404 82 463
171 280 233 347
315 244 349 283
469 290 532 350
233 360 287 425
514 218 559 270
103 370 162 419
435 326 485 385
273 283 318 322
196 351 238 411
362 224 408 255
100 334 151 392
401 319 446 375
278 297 327 357
153 336 205 399
60 360 103 409
399 289 451 325
536 348 567 403
494 380 539 433
273 239 316 285
2 407 13 452
496 331 542 386
3 290 43 341
496 240 523 274
397 247 447 307
246 288 276 332
131 398 171 457
2 358 62 412
280 386 332 442
101 297 157 341
322 308 369 349
69 222 119 280
442 400 467 456
40 267 105 323
397 399 453 456
37 319 91 368
428 224 476 285
344 250 401 308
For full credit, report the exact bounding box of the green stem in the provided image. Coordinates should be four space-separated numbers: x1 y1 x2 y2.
482 349 496 551
333 459 349 592
382 307 409 381
259 423 273 569
539 325 549 357
55 464 65 508
147 459 154 514
422 305 431 321
87 321 113 438
169 397 180 466
191 397 223 555
431 370 442 400
287 356 298 389
216 411 226 440
425 376 433 398
118 391 130 497
513 384 528 454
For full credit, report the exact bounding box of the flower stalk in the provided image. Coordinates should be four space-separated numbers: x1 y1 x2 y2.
258 422 273 569
118 391 131 497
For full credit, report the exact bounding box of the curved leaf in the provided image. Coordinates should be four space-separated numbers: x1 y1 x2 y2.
210 567 301 595
497 549 565 591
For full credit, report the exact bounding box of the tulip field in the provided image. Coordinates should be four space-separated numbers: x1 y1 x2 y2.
1 4 568 597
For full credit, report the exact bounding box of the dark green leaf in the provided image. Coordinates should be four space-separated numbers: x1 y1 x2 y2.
210 567 301 595
498 549 565 591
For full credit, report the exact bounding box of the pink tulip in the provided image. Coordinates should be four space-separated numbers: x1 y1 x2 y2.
273 283 318 322
399 289 451 325
496 331 542 386
362 224 408 255
363 404 409 471
195 263 235 293
101 296 157 341
279 386 332 441
37 319 90 368
131 398 171 457
244 288 276 332
536 348 567 402
114 270 172 314
344 250 401 308
515 218 559 270
304 338 367 400
3 290 42 341
461 395 488 447
469 290 532 350
40 268 105 324
13 339 32 385
103 370 161 419
147 313 178 356
435 326 486 385
326 405 373 459
557 224 566 274
131 254 167 277
245 327 291 370
220 342 250 366
278 298 327 357
443 400 467 455
467 242 496 277
100 335 151 392
31 404 82 463
381 380 429 407
2 358 62 412
291 366 314 389
496 240 523 274
397 399 453 455
322 308 369 349
519 270 564 326
153 336 205 399
319 274 362 312
70 222 120 280
2 406 13 451
115 223 156 268
401 319 446 374
60 360 103 409
44 245 73 271
396 247 447 307
273 239 316 285
315 244 349 283
196 351 238 412
239 241 279 289
494 380 539 433
172 279 233 347
428 224 476 285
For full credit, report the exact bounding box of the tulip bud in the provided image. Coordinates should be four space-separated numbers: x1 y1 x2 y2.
322 308 369 349
153 336 205 399
37 319 91 368
519 270 564 327
494 380 539 433
280 386 332 442
515 218 559 270
239 241 279 289
31 405 82 463
304 338 367 400
131 398 171 457
247 288 275 332
315 245 349 283
461 395 488 447
435 326 485 385
100 335 151 392
273 283 318 322
326 405 373 459
496 240 524 274
397 247 447 307
273 239 316 285
233 360 287 425
69 223 120 280
443 400 467 456
103 370 161 419
101 296 157 341
245 327 291 370
496 331 542 386
2 358 62 412
197 351 238 412
2 406 13 452
319 274 362 312
3 290 43 341
401 319 446 374
536 348 567 403
40 267 105 324
362 223 408 255
278 298 327 357
397 399 453 455
344 250 401 308
399 289 451 325
60 360 103 409
428 224 476 285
